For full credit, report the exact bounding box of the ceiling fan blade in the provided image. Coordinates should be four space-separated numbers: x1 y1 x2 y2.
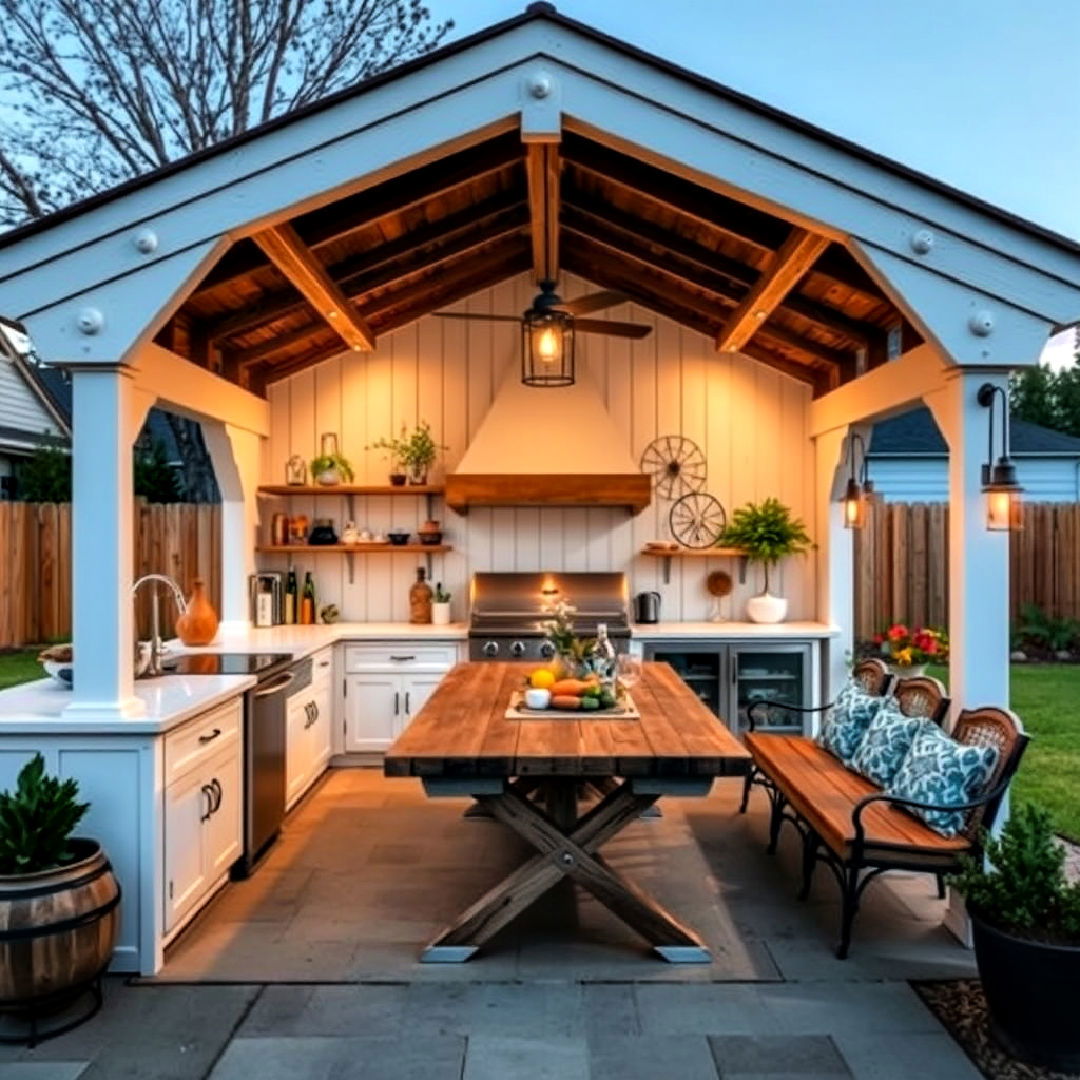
574 318 653 339
555 290 629 316
433 312 521 323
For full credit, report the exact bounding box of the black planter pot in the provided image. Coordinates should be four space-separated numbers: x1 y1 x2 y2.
971 907 1080 1072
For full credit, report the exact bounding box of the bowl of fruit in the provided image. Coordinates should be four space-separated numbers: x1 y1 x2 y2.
516 668 620 714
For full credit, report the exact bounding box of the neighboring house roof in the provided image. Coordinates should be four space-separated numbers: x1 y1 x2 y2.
0 316 70 455
0 2 1077 259
869 405 1080 457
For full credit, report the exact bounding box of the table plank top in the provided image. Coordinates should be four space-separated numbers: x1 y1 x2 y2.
384 661 750 779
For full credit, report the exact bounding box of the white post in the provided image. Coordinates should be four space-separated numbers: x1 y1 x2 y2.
925 370 1011 713
202 422 261 629
814 426 856 704
63 367 149 719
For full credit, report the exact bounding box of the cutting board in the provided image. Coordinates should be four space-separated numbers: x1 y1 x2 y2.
505 690 641 720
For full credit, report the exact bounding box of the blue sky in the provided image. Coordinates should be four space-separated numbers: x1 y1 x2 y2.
432 0 1080 364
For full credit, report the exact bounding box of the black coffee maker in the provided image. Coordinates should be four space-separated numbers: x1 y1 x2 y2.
633 590 661 623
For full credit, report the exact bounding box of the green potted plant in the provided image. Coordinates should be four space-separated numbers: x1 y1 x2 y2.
0 755 120 1032
432 582 452 625
368 422 446 485
309 451 354 486
718 497 811 623
952 804 1080 1072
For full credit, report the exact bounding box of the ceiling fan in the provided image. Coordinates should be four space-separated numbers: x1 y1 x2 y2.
434 282 652 341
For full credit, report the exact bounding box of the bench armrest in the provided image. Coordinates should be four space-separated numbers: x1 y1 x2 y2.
850 780 1011 852
746 698 831 732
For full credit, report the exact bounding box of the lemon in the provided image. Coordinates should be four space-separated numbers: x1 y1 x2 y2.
530 668 556 690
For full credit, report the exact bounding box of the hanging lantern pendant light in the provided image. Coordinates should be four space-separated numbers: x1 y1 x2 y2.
977 383 1023 532
841 431 873 529
521 283 575 387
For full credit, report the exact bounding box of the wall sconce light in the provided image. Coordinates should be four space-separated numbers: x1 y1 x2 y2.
977 382 1023 532
522 303 575 387
841 431 873 529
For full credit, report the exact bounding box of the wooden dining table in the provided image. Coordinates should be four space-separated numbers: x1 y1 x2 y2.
384 660 750 964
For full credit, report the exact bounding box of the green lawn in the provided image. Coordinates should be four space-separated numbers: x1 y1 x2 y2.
0 648 42 690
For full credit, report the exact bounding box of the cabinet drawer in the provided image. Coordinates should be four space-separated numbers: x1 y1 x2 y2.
343 643 456 672
310 646 334 685
165 698 242 786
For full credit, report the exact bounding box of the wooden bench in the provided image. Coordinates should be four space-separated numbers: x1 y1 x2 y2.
744 704 1028 957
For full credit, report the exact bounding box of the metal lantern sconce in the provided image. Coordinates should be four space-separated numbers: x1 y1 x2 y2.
841 431 873 529
977 382 1023 532
521 288 575 387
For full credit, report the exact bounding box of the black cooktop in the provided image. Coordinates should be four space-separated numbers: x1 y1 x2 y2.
162 652 291 677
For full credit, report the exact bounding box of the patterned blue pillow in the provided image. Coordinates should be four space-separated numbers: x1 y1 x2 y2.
888 725 1000 837
849 703 925 787
816 678 883 764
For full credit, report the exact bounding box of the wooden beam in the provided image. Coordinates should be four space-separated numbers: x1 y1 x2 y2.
716 228 831 352
252 223 375 351
525 141 560 283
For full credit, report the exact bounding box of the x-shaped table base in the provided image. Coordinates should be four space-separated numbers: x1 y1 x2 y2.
420 777 712 964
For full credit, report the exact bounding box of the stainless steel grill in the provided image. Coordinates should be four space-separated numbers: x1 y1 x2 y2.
468 572 630 661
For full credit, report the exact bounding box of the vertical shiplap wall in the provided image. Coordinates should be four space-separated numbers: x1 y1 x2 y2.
263 272 816 622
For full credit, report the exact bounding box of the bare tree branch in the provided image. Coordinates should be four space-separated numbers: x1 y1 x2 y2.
0 0 453 227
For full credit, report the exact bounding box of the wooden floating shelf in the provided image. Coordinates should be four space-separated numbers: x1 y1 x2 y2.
641 546 749 585
258 485 444 497
256 543 450 554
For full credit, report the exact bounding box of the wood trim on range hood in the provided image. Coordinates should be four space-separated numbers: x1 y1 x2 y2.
444 473 651 515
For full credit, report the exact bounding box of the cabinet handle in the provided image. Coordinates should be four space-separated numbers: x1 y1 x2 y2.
318 659 330 668
405 691 410 715
198 727 221 745
200 785 213 822
394 691 400 715
390 655 416 662
212 778 223 813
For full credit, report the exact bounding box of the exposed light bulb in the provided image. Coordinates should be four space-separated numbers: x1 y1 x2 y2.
536 326 560 363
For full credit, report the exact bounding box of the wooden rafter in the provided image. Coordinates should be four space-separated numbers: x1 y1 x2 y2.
716 228 830 352
525 140 560 283
252 223 375 352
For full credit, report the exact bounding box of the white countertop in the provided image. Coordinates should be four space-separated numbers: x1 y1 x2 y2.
0 673 255 735
630 621 839 639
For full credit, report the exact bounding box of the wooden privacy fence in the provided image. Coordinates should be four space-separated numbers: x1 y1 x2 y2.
0 500 221 648
855 501 1080 640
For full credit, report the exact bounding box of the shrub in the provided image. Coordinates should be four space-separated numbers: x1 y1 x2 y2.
1013 603 1080 654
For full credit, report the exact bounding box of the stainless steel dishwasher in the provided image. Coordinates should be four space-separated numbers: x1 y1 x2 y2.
234 656 310 878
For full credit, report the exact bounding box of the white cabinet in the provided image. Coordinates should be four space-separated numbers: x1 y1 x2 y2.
163 700 243 933
341 641 458 753
286 648 334 809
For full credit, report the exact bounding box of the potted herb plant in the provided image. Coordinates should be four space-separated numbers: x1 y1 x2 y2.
0 755 120 1029
309 451 354 486
432 582 452 625
368 422 446 486
718 497 811 623
952 804 1080 1072
873 623 948 676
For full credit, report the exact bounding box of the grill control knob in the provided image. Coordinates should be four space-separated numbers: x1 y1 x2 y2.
482 640 500 658
539 640 556 659
510 640 526 658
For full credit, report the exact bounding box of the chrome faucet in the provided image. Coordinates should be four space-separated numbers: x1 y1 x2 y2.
133 574 188 677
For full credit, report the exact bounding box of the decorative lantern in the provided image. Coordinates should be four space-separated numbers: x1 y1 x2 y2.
841 432 873 529
977 383 1023 532
521 306 574 387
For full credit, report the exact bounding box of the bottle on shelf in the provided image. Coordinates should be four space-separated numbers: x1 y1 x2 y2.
284 568 298 625
301 572 316 625
409 566 433 624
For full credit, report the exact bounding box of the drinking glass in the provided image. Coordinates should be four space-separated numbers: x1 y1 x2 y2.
616 653 642 693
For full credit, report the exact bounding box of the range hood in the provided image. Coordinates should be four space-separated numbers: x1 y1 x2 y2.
445 371 651 515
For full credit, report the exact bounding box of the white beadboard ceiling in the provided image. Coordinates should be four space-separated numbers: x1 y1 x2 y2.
263 272 814 623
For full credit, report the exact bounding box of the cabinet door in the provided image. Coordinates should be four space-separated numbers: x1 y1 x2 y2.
401 673 443 728
204 745 243 881
308 681 333 775
343 674 401 752
164 771 210 931
285 695 313 809
729 644 811 733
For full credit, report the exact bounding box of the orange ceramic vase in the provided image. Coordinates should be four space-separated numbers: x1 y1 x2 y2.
175 578 219 646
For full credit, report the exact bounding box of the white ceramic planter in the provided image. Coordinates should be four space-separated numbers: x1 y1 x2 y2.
746 592 788 624
432 602 452 625
315 468 340 486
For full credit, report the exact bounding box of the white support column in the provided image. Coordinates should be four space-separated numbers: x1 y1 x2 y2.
64 367 151 719
202 422 263 629
925 370 1011 713
813 425 857 704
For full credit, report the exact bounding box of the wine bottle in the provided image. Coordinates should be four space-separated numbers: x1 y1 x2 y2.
409 566 433 624
285 568 297 624
301 572 316 625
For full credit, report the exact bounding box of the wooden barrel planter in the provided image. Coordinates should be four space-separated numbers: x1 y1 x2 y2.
0 839 120 1044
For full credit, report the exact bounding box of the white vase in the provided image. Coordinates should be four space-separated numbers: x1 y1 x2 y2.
432 601 452 625
746 592 788 624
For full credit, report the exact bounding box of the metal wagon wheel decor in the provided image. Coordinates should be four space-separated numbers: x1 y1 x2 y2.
669 492 728 549
639 436 706 500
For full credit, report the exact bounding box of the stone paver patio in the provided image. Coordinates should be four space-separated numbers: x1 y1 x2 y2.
0 770 983 1079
